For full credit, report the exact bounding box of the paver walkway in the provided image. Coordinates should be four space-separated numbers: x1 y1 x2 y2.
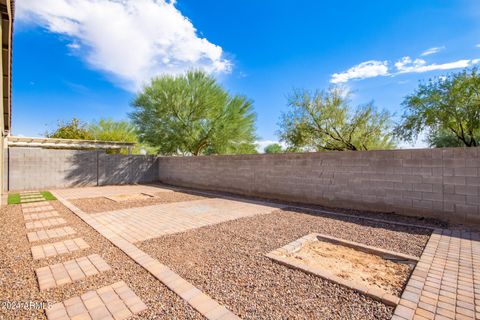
53 184 174 200
25 217 67 230
53 190 242 320
27 226 76 242
90 197 285 242
24 211 61 221
17 191 149 319
31 238 90 260
392 229 480 320
46 281 147 320
23 205 55 213
36 254 111 290
19 191 47 203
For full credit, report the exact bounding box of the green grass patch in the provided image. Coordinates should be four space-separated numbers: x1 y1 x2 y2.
7 193 21 205
7 191 57 205
41 191 57 201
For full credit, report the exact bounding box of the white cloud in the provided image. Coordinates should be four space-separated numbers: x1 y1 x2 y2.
394 56 475 73
330 60 389 84
331 55 480 83
420 46 445 56
476 44 480 48
16 0 231 91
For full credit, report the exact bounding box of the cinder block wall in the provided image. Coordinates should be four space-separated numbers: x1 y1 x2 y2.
158 148 480 225
7 147 158 191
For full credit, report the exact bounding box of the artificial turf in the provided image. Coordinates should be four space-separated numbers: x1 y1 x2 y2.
7 191 56 204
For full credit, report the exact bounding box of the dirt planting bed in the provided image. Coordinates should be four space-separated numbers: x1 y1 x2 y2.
0 201 203 319
139 208 431 320
284 240 413 296
70 191 208 213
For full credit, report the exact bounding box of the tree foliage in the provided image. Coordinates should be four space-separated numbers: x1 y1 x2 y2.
131 70 257 156
396 68 480 147
88 119 137 143
264 143 283 154
45 118 154 155
46 118 93 140
278 87 395 151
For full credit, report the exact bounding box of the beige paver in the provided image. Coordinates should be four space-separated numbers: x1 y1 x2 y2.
22 201 50 209
45 281 147 320
53 184 174 200
392 229 480 319
21 193 43 197
31 238 90 260
90 197 285 242
27 226 76 242
20 193 47 203
25 217 67 230
22 199 44 203
24 211 60 221
21 193 43 198
23 205 55 213
36 254 111 291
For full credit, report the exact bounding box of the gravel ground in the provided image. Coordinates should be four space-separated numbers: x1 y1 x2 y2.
0 201 203 319
139 209 432 320
164 184 448 229
70 191 208 213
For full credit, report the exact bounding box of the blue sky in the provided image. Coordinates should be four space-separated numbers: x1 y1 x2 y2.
12 0 480 148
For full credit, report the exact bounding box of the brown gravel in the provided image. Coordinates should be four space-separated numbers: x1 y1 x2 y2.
0 201 203 319
70 191 208 213
139 209 431 320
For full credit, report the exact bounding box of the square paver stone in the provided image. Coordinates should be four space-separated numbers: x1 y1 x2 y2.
45 281 147 320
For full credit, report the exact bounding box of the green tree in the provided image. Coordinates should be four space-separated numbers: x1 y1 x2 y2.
88 119 137 143
45 118 93 140
88 118 144 154
396 68 480 147
131 70 257 156
278 87 395 151
264 143 283 154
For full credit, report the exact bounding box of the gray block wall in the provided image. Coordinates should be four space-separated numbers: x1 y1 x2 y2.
7 148 158 191
158 148 480 225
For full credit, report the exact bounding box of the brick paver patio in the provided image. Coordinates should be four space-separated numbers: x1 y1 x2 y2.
36 254 111 291
9 185 475 319
31 238 90 260
45 281 147 320
89 197 286 242
392 229 480 319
